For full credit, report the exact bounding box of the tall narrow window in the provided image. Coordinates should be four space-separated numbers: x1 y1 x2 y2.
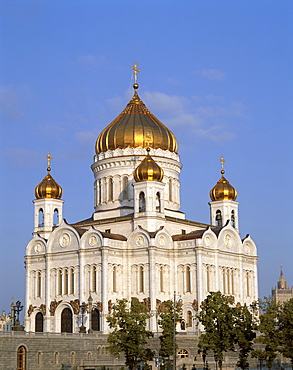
186 266 191 293
92 266 97 293
98 180 102 204
231 269 234 295
108 178 113 201
160 266 164 292
169 178 172 201
70 268 74 294
55 353 59 365
38 209 44 227
58 270 62 296
216 210 222 227
122 176 128 199
231 210 235 227
187 311 192 327
139 192 146 212
64 269 68 295
71 352 75 365
207 266 210 292
156 192 161 212
35 312 43 332
246 272 250 297
227 269 230 294
113 266 117 292
223 268 226 293
53 209 59 226
139 266 144 293
37 271 41 297
17 346 26 370
37 352 42 365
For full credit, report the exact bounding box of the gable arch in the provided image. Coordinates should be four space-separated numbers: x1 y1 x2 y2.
46 221 81 253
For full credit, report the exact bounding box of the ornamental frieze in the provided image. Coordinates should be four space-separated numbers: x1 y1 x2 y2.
50 300 62 316
70 299 80 315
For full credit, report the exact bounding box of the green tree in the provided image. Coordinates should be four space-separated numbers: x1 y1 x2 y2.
252 297 282 369
106 298 153 370
158 300 182 370
279 298 293 367
197 292 235 370
233 303 257 370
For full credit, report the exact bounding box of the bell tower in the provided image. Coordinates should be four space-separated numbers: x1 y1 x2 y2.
209 157 239 232
33 153 63 239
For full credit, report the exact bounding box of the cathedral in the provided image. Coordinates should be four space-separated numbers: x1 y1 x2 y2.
24 68 258 334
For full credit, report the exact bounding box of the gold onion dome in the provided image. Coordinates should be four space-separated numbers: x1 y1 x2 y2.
95 83 178 154
35 154 62 199
209 157 237 201
134 148 164 182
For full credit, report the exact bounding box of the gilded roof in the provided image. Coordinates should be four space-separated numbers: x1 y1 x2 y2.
95 85 178 154
134 148 164 182
209 171 238 201
35 170 62 199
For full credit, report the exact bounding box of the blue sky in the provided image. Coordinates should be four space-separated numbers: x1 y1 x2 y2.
0 0 292 314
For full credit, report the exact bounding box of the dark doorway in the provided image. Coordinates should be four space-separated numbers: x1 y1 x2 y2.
91 308 101 331
61 308 73 333
35 312 43 332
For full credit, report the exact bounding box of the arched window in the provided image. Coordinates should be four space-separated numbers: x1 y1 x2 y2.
58 270 62 296
71 352 75 365
156 192 161 212
61 308 73 333
160 266 164 292
108 178 113 201
169 178 172 201
35 312 43 332
37 352 42 365
98 180 102 204
187 311 192 327
92 308 101 331
70 268 74 295
216 210 222 227
139 266 144 293
38 209 44 227
17 346 26 370
113 266 117 292
139 192 146 212
186 266 191 293
223 268 226 293
231 210 235 227
64 269 68 295
54 352 59 365
122 176 128 199
92 266 97 293
207 266 210 292
87 352 91 360
53 209 59 226
246 271 250 297
37 271 41 297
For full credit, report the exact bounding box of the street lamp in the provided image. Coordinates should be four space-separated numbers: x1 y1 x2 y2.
258 357 264 370
14 301 23 326
79 302 87 333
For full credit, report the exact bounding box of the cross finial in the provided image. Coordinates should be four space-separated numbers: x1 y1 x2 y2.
46 153 52 171
219 156 225 174
131 62 140 84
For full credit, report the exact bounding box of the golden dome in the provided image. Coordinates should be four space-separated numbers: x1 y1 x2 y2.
35 154 62 199
95 84 178 154
210 157 237 201
134 148 164 182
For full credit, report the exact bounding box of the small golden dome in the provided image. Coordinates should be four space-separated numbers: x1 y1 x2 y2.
35 154 62 199
134 148 164 182
210 157 237 201
95 86 178 154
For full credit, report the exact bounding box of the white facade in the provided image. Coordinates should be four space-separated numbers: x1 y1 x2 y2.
24 92 258 334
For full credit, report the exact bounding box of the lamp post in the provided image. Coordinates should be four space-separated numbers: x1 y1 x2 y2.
259 357 264 370
14 301 23 326
88 293 93 333
202 352 206 370
79 302 87 333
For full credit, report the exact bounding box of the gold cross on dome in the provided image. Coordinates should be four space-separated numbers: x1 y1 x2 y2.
220 156 225 171
46 153 52 168
131 62 140 83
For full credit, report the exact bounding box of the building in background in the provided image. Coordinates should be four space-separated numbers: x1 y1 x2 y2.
24 68 258 334
272 267 293 303
0 310 12 332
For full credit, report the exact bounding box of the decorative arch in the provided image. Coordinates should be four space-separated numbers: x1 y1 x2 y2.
139 192 146 212
61 307 73 333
